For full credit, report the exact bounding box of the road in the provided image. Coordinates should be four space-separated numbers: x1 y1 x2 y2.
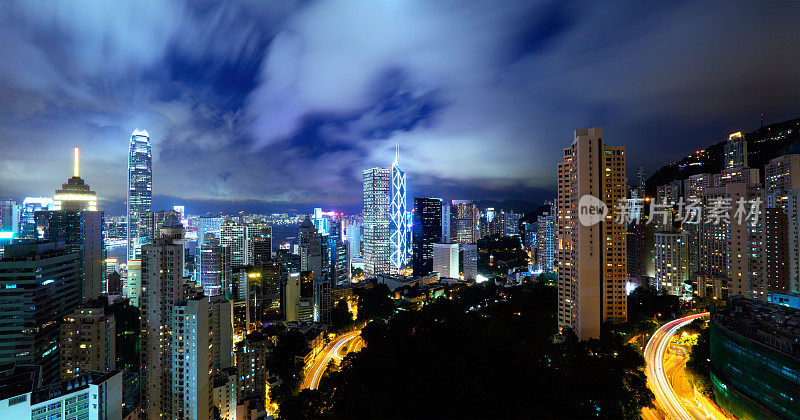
301 330 361 390
643 312 709 420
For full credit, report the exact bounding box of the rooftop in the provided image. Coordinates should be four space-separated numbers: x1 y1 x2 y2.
715 296 800 359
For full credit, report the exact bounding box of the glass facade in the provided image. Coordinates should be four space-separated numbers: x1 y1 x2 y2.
127 129 152 262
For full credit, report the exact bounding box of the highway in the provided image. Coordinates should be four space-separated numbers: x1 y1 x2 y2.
643 312 709 420
301 330 361 390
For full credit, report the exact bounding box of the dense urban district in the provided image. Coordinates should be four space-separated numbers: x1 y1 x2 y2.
2 118 800 420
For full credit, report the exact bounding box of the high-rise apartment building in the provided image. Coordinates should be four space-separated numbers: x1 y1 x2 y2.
557 127 627 340
170 296 210 420
654 231 689 296
139 226 185 419
389 148 409 272
765 154 800 194
137 210 181 248
362 167 391 277
124 259 141 307
127 129 152 262
0 242 80 384
412 197 443 277
536 203 556 273
59 307 116 380
433 243 459 279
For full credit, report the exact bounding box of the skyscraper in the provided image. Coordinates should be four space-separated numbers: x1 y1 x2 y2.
363 167 391 277
0 242 80 384
654 231 689 296
724 131 748 169
19 197 54 239
536 204 556 273
412 197 443 277
557 127 627 340
139 226 184 419
127 129 152 262
390 146 409 272
452 200 478 244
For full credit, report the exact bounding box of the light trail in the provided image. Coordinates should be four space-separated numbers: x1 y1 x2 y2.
643 312 709 420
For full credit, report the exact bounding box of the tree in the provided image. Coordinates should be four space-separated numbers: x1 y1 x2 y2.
354 284 394 321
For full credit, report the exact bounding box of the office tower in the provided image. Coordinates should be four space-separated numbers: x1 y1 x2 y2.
724 131 748 169
137 210 181 248
284 271 314 322
38 210 103 301
139 226 184 419
537 209 556 273
452 200 478 244
389 146 409 272
299 217 331 322
327 218 348 284
653 232 689 296
0 366 123 420
170 296 210 420
199 236 224 297
312 207 330 235
501 212 521 236
251 225 273 265
442 203 453 243
765 154 800 194
103 257 119 279
433 243 459 279
234 263 285 330
60 307 116 380
460 243 478 281
523 222 537 249
127 129 152 262
345 224 361 262
0 242 80 384
0 200 21 236
363 167 391 277
107 271 122 295
557 127 627 340
220 223 246 268
53 148 97 212
172 205 185 220
124 259 141 307
198 215 224 246
19 197 54 239
412 197 443 277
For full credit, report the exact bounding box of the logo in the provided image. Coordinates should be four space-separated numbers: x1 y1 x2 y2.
578 195 607 227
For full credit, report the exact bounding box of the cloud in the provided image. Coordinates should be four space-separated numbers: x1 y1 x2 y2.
0 1 799 216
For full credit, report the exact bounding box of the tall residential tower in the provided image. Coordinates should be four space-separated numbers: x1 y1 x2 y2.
557 127 627 340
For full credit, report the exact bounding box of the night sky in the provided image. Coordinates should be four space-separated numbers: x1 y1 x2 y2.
1 1 799 215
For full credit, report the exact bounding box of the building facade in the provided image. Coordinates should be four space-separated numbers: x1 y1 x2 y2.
362 167 391 277
127 129 152 262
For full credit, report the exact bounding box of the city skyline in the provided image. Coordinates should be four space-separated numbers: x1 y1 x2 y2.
1 2 800 215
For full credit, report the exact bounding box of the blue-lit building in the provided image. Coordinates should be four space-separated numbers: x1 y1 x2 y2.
19 197 54 239
127 129 152 262
389 145 409 272
710 297 800 419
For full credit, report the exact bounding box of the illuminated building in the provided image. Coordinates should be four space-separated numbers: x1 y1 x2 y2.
557 127 627 340
460 243 478 281
19 197 54 239
139 226 184 419
442 203 453 243
199 236 224 297
197 215 224 246
724 131 748 169
537 203 556 273
124 259 141 307
0 242 80 384
0 200 21 237
412 197 442 277
362 167 391 277
765 154 800 194
59 306 116 380
127 129 152 262
710 297 800 419
390 145 409 272
452 200 478 244
0 367 123 420
170 296 210 420
653 231 689 296
40 148 104 301
433 243 459 279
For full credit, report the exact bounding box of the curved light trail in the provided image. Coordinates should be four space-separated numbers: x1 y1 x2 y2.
643 312 709 420
302 330 361 390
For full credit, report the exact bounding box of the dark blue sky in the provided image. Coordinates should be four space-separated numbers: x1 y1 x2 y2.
1 1 799 216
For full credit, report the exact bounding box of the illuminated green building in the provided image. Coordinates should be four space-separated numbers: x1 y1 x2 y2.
710 297 800 419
